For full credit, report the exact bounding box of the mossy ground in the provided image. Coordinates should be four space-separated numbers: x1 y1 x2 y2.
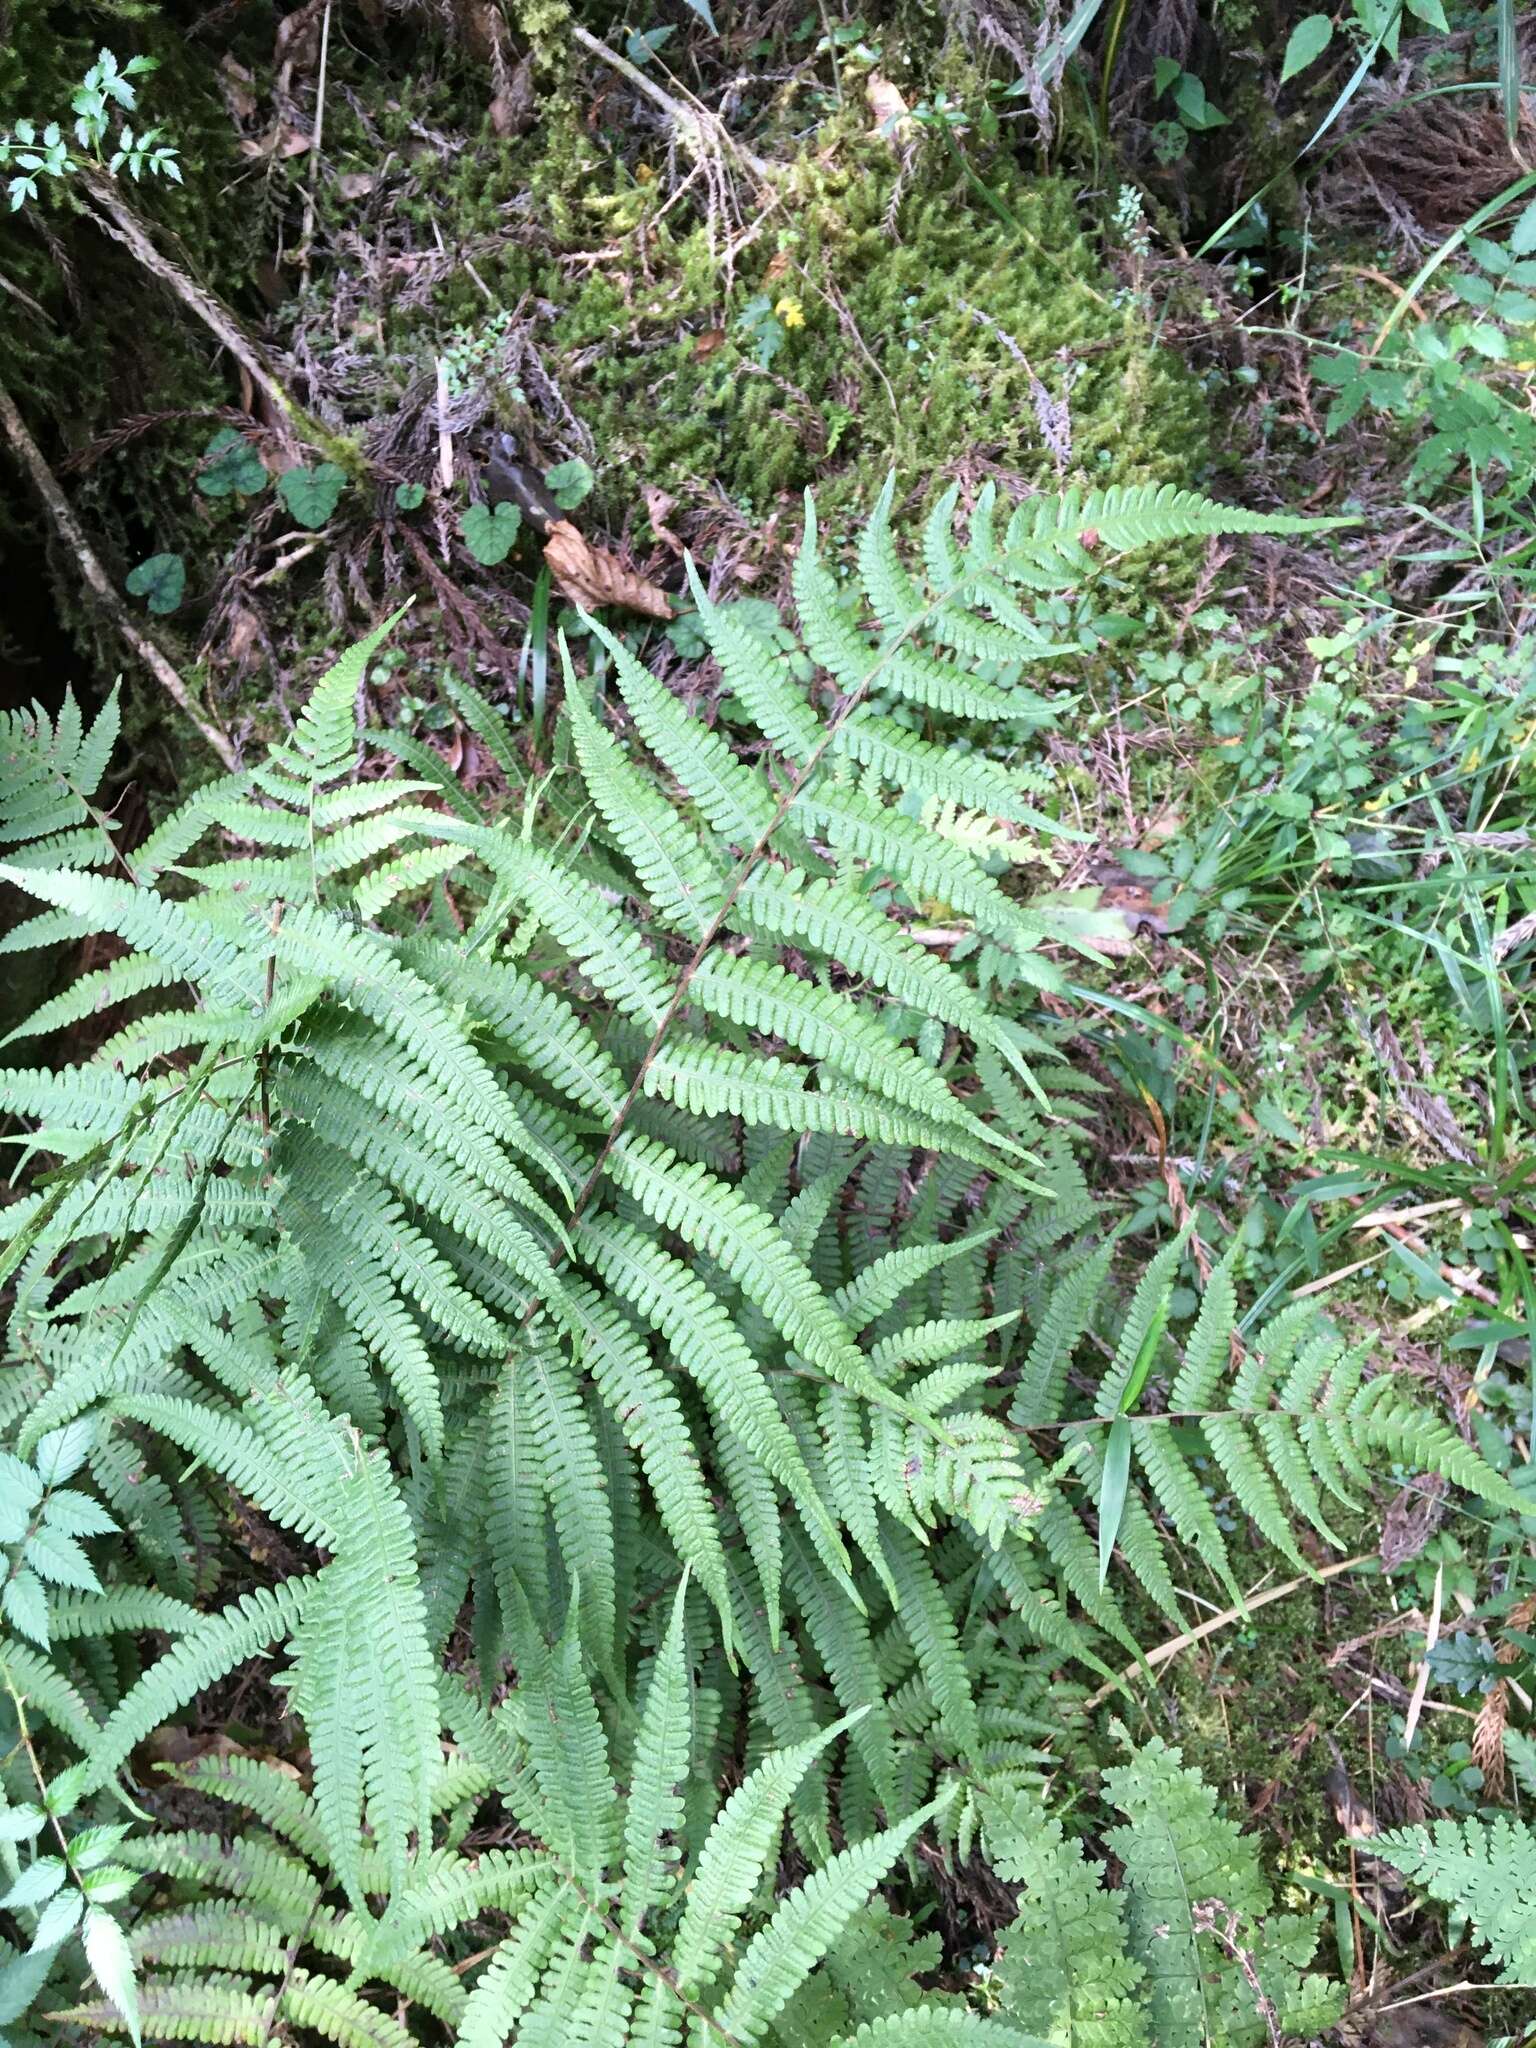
2 7 1529 2018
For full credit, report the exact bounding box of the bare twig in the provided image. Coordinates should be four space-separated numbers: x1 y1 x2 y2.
298 0 334 284
76 166 355 473
1192 1902 1283 2048
435 356 455 495
1402 1562 1444 1752
0 376 237 769
568 22 773 184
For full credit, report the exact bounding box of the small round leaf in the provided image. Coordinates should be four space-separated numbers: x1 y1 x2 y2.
277 462 348 529
124 553 185 616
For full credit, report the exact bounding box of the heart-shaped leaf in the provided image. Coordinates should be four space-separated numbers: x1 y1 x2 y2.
461 499 522 565
394 480 426 511
544 457 595 510
195 427 266 499
277 462 347 529
124 553 185 615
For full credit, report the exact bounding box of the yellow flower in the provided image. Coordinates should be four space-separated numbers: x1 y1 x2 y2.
773 295 805 330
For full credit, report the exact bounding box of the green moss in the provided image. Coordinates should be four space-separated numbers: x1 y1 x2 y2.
544 149 1208 535
325 52 1207 548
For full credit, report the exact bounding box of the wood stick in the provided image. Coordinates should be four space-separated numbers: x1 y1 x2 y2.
568 22 772 183
0 377 237 769
76 167 356 474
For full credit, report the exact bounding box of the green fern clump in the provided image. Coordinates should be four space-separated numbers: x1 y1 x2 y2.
985 1737 1344 2048
49 1587 965 2047
0 476 1515 2043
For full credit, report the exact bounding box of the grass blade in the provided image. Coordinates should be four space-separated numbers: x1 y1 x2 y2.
1097 1415 1133 1590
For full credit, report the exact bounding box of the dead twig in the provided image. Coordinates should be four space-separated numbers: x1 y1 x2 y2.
0 376 237 769
75 165 353 473
568 22 773 185
298 0 334 285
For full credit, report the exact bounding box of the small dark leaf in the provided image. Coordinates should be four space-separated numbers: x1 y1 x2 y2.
195 427 266 499
124 553 186 615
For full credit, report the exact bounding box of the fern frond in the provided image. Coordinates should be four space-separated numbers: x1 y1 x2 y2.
81 1582 308 1794
1374 1817 1536 1982
985 1787 1147 2048
564 661 726 939
713 1794 947 2044
618 1576 692 1941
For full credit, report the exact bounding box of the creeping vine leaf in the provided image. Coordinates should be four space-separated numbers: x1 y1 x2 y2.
277 463 348 530
543 457 595 510
124 553 185 615
195 428 266 499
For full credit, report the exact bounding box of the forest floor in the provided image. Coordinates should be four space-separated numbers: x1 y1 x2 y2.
2 3 1534 2040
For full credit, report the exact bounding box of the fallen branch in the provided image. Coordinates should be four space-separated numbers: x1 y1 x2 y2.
0 377 237 770
76 166 360 476
568 23 773 185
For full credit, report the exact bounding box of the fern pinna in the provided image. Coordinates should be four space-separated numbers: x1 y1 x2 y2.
0 480 1514 2042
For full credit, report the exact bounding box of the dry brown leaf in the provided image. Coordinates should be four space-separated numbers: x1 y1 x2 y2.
866 74 913 144
275 0 324 71
643 485 685 557
543 520 673 619
463 0 506 61
693 326 726 359
337 170 376 200
142 1725 249 1768
218 54 259 123
241 122 313 161
1139 804 1184 848
1471 1681 1509 1799
1378 1473 1448 1568
490 56 536 137
225 605 261 664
